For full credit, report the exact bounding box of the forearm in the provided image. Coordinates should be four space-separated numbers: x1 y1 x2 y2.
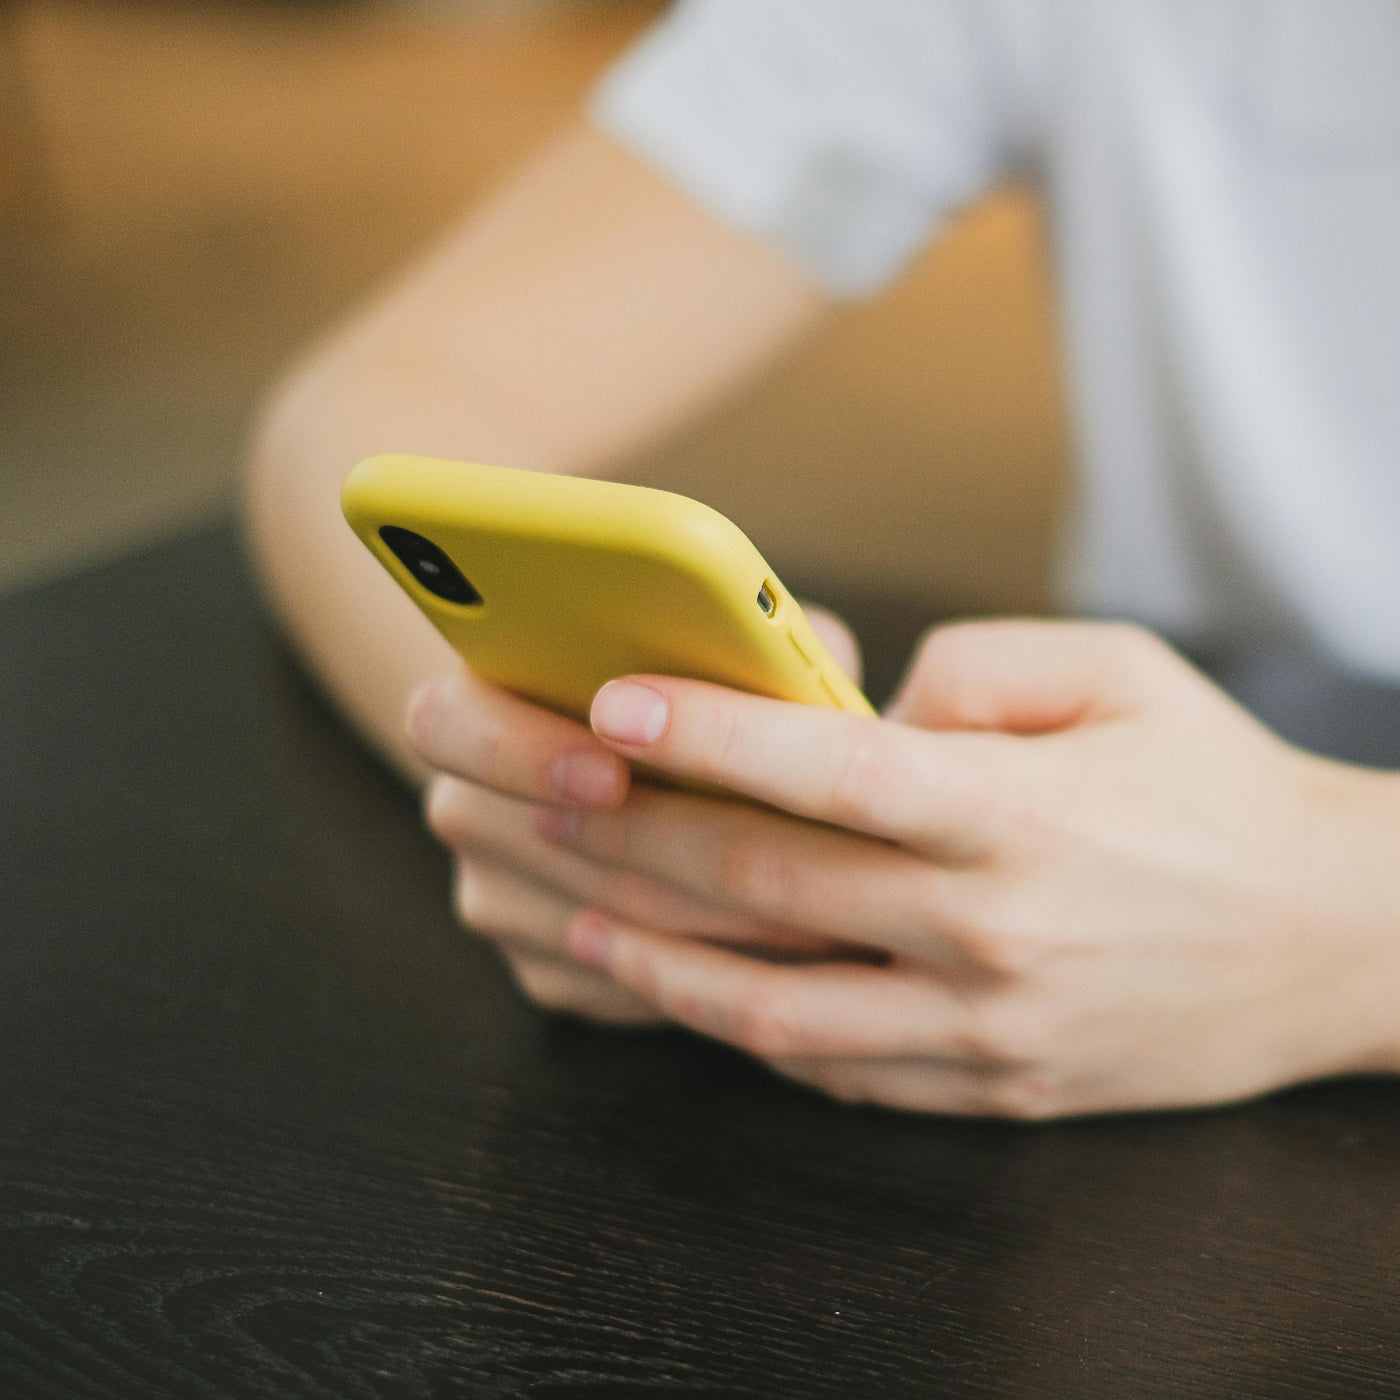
243 367 468 784
242 122 823 782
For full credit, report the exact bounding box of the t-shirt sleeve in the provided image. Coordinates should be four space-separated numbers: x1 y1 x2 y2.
590 0 1043 298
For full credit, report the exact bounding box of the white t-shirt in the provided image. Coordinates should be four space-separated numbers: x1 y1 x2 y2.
592 0 1400 681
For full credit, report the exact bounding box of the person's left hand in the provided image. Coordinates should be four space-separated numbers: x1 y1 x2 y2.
539 620 1400 1117
408 605 865 1025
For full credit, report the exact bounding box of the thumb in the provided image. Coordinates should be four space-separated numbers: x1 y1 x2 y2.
886 620 1176 733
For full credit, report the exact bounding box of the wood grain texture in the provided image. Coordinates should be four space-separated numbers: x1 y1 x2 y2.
2 526 1400 1398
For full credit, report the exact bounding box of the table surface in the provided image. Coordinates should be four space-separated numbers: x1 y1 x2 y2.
4 523 1400 1400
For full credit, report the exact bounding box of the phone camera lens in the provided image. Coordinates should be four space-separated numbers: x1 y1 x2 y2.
379 526 482 605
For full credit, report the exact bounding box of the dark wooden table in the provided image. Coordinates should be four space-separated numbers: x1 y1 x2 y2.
4 523 1400 1399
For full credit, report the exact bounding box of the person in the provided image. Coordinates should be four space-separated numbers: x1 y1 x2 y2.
243 0 1400 1118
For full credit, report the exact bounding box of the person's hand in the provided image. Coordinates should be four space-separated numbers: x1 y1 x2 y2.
408 607 864 1025
539 620 1400 1116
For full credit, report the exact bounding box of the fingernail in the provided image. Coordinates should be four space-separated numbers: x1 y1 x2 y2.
592 681 668 745
568 911 613 969
534 806 580 845
548 750 624 806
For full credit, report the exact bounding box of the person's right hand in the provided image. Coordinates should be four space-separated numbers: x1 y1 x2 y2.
408 608 863 1025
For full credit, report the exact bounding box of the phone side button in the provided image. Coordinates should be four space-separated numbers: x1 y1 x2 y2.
818 673 843 705
789 628 816 667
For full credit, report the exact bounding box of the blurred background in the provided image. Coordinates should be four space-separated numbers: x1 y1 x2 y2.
1 0 1068 615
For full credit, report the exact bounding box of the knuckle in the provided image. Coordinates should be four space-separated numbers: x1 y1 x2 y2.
954 884 1048 978
412 678 512 789
731 985 807 1059
959 997 1050 1067
691 697 743 781
907 866 964 942
964 924 1039 979
823 730 898 827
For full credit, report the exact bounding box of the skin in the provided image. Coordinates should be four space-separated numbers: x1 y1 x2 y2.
415 621 1400 1117
247 121 1400 1116
245 121 828 1017
244 123 823 778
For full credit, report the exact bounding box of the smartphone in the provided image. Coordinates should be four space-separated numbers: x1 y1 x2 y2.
341 454 874 724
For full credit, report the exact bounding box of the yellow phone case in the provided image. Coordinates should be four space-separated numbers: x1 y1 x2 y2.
341 454 874 723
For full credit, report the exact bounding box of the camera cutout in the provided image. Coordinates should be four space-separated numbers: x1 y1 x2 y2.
379 527 482 605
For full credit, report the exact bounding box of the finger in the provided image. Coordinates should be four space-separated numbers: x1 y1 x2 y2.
453 853 681 1019
407 670 629 807
494 945 666 1027
432 778 830 950
589 676 1007 852
765 1056 1049 1118
567 913 999 1061
453 853 578 952
543 785 981 966
801 603 863 685
885 619 1181 732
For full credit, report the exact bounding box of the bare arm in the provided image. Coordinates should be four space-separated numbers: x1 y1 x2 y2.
243 122 824 779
